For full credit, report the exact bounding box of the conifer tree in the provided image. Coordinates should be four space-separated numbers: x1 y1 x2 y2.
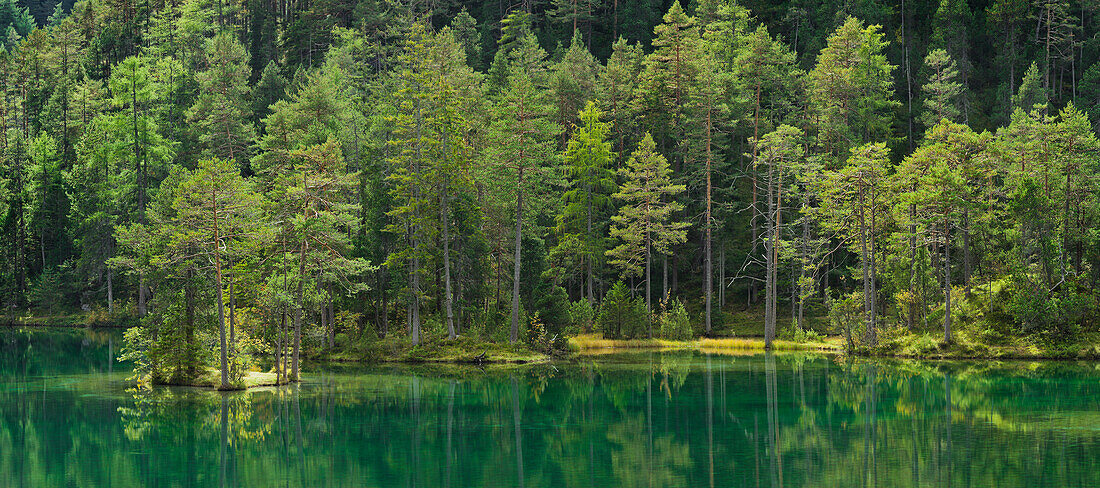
168 158 264 389
188 31 256 169
808 17 898 157
753 125 804 348
817 143 892 346
486 66 561 343
607 133 688 333
556 101 615 305
919 49 963 128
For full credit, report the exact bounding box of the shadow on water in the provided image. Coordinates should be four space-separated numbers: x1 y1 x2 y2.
3 328 1100 487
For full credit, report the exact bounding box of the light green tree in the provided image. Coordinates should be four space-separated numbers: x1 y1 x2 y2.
919 49 963 128
808 17 899 156
556 101 615 305
817 143 893 347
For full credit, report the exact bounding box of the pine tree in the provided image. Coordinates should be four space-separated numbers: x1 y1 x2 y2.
634 1 700 169
1013 62 1048 113
548 32 599 145
188 31 256 169
607 133 689 333
808 17 899 157
929 0 972 122
817 143 892 346
168 158 265 389
919 49 963 128
485 65 561 343
753 125 803 348
596 37 642 157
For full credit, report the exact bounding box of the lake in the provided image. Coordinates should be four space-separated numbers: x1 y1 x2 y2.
2 328 1099 487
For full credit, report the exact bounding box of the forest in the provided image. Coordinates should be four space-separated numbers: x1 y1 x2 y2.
1 0 1099 388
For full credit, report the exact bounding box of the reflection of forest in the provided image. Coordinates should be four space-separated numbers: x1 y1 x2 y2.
2 329 1100 487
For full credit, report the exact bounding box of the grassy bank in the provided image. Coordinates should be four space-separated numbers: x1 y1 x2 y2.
567 333 843 354
313 335 550 364
863 329 1100 360
150 368 288 390
1 308 135 327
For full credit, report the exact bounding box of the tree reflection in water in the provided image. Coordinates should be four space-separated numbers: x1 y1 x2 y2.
4 329 1100 487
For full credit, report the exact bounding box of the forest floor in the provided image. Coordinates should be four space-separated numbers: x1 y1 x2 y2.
154 369 289 391
864 329 1100 360
567 334 844 354
2 307 134 327
317 335 551 364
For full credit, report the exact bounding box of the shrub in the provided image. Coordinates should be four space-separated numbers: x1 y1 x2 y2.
1006 274 1094 340
534 284 570 335
567 299 595 335
659 299 692 340
828 291 865 349
597 282 648 339
29 266 66 313
526 313 550 352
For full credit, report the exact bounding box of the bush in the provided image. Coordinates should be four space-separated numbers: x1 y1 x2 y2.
525 313 549 351
828 291 865 349
783 325 823 343
1006 275 1095 340
29 266 67 313
534 284 570 335
567 299 595 335
659 298 692 340
598 282 649 339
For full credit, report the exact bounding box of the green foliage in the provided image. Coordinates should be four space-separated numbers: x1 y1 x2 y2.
658 298 692 340
919 49 963 127
28 265 66 313
808 17 899 155
1005 275 1096 339
10 0 1100 370
607 132 688 311
567 299 595 335
597 281 649 340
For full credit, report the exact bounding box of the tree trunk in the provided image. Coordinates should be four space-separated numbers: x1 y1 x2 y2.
963 209 971 296
662 256 668 303
586 185 594 305
859 189 872 346
511 171 525 344
719 247 725 308
705 108 713 335
944 224 952 343
214 196 229 390
292 238 307 382
410 249 421 345
442 186 456 340
107 270 114 314
798 204 808 331
645 232 652 338
229 276 236 356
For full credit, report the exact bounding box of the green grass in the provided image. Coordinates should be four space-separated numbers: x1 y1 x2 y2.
867 328 1100 360
316 335 549 364
2 308 136 328
567 333 843 353
153 368 289 390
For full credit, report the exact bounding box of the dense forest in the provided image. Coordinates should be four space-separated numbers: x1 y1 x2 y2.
2 0 1100 386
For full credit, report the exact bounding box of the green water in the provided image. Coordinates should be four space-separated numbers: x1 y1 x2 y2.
3 329 1100 487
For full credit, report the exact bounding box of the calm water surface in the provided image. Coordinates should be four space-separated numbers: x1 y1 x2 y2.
2 328 1100 487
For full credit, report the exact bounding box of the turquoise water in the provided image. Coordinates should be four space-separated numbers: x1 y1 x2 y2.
2 328 1100 487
